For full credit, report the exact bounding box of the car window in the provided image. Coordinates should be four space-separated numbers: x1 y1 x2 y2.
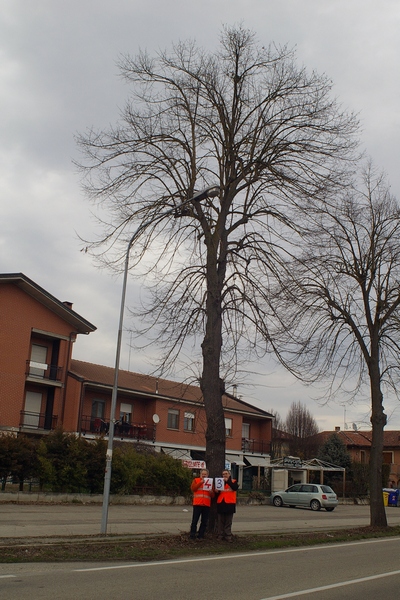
320 485 334 493
301 485 314 493
286 484 301 492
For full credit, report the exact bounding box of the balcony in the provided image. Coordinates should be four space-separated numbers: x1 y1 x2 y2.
80 416 155 441
19 410 58 430
26 360 63 383
242 438 271 455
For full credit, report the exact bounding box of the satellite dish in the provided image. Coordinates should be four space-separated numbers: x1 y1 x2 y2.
152 414 160 424
352 423 358 431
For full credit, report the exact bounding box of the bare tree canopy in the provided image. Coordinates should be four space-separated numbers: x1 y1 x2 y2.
270 163 400 526
76 26 359 477
285 401 319 439
284 401 319 459
267 408 285 459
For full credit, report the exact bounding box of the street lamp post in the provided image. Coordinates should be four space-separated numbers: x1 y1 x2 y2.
100 185 219 534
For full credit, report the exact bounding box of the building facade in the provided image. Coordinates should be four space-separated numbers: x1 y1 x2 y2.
0 273 96 434
0 273 272 489
311 428 400 488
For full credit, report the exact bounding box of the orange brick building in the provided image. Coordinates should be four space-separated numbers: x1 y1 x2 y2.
0 273 272 488
311 428 400 488
0 273 96 432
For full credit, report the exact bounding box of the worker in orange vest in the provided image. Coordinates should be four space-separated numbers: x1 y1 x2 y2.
216 469 239 542
189 468 214 540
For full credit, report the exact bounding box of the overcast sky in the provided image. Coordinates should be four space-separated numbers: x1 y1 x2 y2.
1 1 400 431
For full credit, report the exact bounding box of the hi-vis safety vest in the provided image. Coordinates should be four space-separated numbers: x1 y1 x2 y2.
191 478 213 506
217 481 237 504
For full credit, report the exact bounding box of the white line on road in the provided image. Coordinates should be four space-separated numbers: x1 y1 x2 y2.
259 568 400 599
0 575 17 579
75 536 400 572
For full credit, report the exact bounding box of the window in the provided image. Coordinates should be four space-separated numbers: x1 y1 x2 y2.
90 400 106 432
91 400 105 419
301 485 317 493
287 484 302 492
184 412 195 432
225 417 232 437
29 344 48 378
24 391 43 427
167 409 180 429
383 451 394 464
242 423 250 450
120 402 132 424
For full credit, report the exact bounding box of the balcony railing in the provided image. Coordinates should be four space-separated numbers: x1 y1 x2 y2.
80 416 155 441
242 438 271 455
26 360 63 382
19 411 58 430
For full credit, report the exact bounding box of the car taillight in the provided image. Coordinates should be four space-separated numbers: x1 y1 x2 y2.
322 494 327 499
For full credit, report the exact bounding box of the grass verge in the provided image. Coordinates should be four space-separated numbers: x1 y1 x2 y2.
1 526 399 563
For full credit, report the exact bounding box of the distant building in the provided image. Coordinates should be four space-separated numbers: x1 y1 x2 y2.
310 427 400 488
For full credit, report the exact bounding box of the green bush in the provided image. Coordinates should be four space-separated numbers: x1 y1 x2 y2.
111 445 192 496
85 437 107 494
2 431 192 496
0 434 39 490
37 429 90 493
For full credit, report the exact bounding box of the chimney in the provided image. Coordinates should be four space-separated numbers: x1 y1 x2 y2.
63 301 73 309
335 426 340 432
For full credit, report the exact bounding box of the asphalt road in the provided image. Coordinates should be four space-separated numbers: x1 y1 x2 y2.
1 502 400 539
1 536 400 599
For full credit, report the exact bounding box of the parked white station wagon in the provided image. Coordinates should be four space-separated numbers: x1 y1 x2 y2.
270 483 338 511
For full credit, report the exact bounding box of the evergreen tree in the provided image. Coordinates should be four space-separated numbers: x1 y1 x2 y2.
317 433 352 469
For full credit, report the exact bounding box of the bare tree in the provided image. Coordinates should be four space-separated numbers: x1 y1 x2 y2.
268 408 284 433
76 26 359 479
267 408 285 459
284 401 319 459
270 164 400 527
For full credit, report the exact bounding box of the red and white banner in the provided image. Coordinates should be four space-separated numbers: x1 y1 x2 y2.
182 459 206 469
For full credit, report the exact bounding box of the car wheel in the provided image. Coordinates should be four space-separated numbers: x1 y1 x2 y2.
273 496 283 507
310 499 321 511
325 507 335 512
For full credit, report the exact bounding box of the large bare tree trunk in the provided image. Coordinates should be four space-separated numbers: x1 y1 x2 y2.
200 261 226 472
369 357 387 527
200 245 226 531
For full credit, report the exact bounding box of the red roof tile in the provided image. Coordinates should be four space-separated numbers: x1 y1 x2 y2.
311 429 400 449
69 359 272 419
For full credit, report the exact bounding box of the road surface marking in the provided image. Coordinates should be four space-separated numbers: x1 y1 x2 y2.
259 568 400 599
75 536 400 572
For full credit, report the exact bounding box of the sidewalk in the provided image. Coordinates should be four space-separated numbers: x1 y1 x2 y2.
1 502 400 541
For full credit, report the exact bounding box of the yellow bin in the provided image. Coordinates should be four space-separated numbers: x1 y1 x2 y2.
383 491 389 507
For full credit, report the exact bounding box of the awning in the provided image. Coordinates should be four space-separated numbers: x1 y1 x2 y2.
245 455 269 467
162 448 192 461
226 454 245 466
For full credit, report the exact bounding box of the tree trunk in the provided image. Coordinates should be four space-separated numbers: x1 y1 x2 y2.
200 242 226 531
200 289 226 478
369 357 387 527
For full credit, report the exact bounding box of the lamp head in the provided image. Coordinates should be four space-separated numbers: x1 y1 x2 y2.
191 185 220 202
